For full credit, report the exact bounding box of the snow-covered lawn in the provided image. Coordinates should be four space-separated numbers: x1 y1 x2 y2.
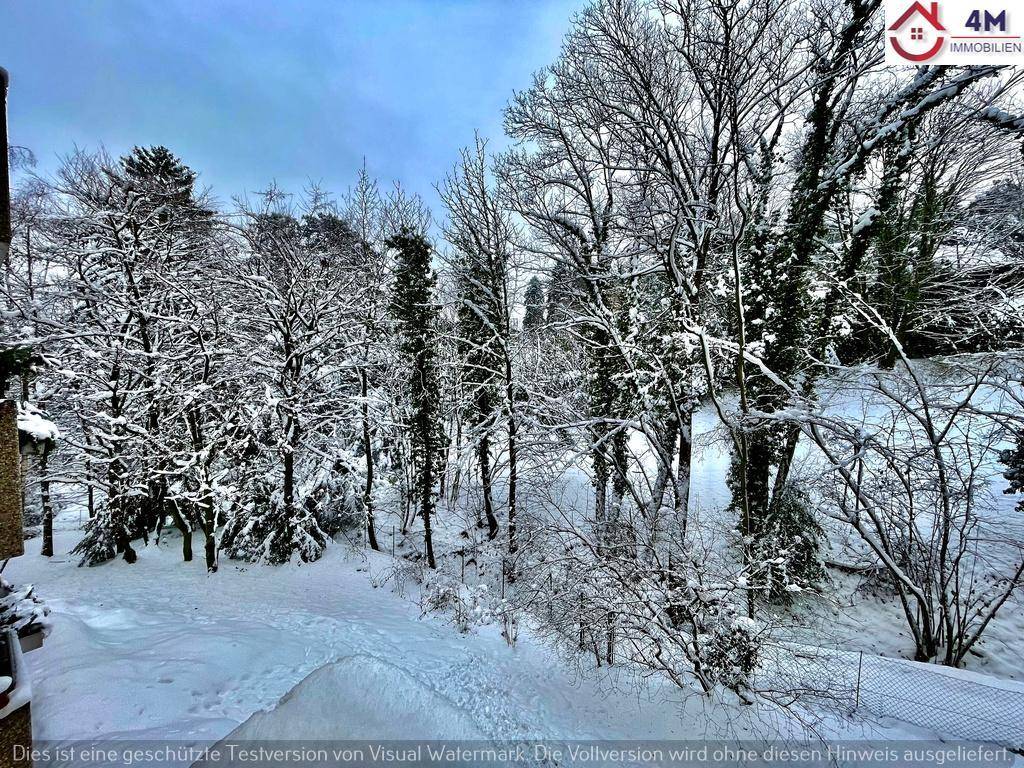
7 528 921 765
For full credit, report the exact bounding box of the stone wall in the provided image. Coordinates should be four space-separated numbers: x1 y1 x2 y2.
0 703 31 767
0 400 23 560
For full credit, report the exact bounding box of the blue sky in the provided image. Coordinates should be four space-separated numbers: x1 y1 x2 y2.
1 0 582 212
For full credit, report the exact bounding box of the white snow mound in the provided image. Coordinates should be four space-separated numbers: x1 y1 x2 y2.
217 654 488 741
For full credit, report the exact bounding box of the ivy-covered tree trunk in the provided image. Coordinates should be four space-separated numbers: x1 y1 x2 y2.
737 1 880 598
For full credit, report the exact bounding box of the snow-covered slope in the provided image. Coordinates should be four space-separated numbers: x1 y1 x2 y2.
6 529 915 766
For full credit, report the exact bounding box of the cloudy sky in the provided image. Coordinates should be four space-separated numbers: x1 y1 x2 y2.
2 0 582 211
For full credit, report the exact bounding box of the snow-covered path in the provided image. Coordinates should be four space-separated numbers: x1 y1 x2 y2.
7 530 799 765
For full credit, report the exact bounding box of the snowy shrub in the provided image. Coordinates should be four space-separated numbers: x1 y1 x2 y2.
421 572 497 634
300 449 366 537
373 558 426 598
1002 432 1024 514
73 496 148 566
750 484 824 603
220 478 329 565
72 516 120 566
0 577 51 638
699 612 762 692
16 401 59 453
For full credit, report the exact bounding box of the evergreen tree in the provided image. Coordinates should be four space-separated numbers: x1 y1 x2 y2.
122 145 199 208
389 229 444 568
544 260 587 328
1003 433 1024 516
219 197 358 565
523 276 545 332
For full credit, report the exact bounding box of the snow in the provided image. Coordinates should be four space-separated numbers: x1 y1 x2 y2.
4 528 918 766
675 374 1024 683
852 207 880 235
16 402 60 443
221 656 488 740
0 576 51 637
980 106 1024 130
0 628 32 722
4 364 1022 760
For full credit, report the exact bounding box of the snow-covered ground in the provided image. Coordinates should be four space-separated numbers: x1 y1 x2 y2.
683 383 1024 683
7 366 1023 763
7 525 930 767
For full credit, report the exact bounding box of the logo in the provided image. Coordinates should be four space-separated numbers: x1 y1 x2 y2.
884 1 1024 64
889 2 946 61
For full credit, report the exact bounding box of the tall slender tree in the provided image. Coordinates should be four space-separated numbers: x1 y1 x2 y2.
389 229 444 568
441 137 520 545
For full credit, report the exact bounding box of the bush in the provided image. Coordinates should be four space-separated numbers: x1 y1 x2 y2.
700 611 761 691
751 483 825 603
220 478 328 565
421 572 496 633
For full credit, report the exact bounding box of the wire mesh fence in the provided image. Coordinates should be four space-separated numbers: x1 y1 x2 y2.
758 645 1024 749
857 653 1024 747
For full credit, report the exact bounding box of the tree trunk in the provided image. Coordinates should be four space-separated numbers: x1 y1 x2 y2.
283 445 295 519
449 384 463 507
172 507 193 562
87 474 95 518
83 432 96 519
742 431 773 617
479 433 499 540
611 431 628 516
360 368 379 551
770 424 801 512
417 347 438 569
675 413 693 537
744 433 772 532
422 424 437 570
593 442 608 553
205 531 217 572
200 489 217 572
109 457 137 564
39 454 53 557
506 401 518 556
40 451 53 557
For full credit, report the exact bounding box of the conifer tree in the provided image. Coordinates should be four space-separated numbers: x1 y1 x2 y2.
62 146 213 565
388 229 444 568
523 276 545 332
1004 434 1024 516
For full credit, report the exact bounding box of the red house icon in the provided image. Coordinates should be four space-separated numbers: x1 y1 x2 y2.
889 1 946 61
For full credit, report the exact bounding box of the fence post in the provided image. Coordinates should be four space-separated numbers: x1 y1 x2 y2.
855 651 863 708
